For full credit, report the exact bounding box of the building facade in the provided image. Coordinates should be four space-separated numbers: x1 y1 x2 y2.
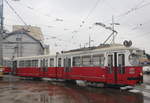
3 30 48 59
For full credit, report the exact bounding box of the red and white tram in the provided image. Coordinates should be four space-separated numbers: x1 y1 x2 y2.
10 44 144 86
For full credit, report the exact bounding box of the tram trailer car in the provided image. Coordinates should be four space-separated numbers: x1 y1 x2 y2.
13 45 144 86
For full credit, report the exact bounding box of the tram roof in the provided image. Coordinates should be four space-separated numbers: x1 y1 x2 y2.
14 44 141 60
62 44 140 55
13 54 56 60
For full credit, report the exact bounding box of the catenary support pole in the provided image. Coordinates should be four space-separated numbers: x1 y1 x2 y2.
0 0 4 66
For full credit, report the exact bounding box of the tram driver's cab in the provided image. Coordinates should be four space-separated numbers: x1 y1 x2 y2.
106 49 144 85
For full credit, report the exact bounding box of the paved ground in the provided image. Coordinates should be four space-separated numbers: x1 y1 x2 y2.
144 75 150 85
0 75 149 103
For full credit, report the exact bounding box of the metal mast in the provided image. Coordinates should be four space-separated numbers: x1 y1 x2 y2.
0 0 3 66
95 16 119 44
111 16 120 45
89 35 91 48
112 16 115 44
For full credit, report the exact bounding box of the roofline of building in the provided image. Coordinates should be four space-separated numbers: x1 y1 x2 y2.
3 29 45 49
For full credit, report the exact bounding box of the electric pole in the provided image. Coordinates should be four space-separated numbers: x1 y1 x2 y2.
0 0 3 66
112 16 115 44
89 35 91 48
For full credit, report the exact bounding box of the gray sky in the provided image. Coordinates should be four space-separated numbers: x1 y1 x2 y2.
3 0 150 53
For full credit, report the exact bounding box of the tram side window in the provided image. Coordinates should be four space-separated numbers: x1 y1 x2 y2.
25 60 31 67
5 61 12 67
40 59 46 67
82 55 91 66
39 59 47 69
108 55 113 73
73 56 81 66
68 58 71 67
19 61 24 67
44 59 48 67
50 58 54 67
58 58 62 67
64 58 71 68
8 61 13 68
118 54 125 74
31 60 38 67
92 54 104 66
3 60 6 66
40 60 42 67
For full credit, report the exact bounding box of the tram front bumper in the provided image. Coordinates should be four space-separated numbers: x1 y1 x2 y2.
127 76 143 84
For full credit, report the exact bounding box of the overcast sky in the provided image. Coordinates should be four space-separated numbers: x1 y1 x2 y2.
3 0 150 53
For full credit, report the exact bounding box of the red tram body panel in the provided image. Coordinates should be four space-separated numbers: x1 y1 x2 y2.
16 67 41 77
15 66 143 86
4 44 144 86
3 67 11 74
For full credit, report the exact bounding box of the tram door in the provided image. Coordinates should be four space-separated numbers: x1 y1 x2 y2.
107 53 116 84
64 57 71 78
12 61 17 75
107 52 125 84
40 59 48 76
117 53 126 84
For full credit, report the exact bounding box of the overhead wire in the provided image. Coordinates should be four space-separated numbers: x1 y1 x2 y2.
5 0 28 26
102 0 150 24
116 1 150 22
84 0 103 20
5 0 150 49
6 0 105 48
100 0 150 43
119 1 150 39
12 1 78 46
4 0 75 48
70 0 104 44
5 0 67 33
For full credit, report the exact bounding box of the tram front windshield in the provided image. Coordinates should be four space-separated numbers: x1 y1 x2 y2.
129 50 145 66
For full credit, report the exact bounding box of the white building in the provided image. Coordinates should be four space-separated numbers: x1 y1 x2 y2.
3 27 49 59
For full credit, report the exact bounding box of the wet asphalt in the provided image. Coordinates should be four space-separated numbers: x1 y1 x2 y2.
0 75 149 103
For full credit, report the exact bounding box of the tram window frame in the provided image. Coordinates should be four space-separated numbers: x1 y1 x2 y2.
118 54 125 74
50 58 54 67
41 59 47 68
19 60 25 67
92 54 105 66
5 61 12 68
64 58 71 67
82 55 91 67
43 59 46 67
68 58 71 67
9 61 13 68
73 56 81 67
3 60 6 66
40 59 43 67
45 59 48 67
108 55 113 73
31 60 38 67
25 60 31 67
58 58 62 67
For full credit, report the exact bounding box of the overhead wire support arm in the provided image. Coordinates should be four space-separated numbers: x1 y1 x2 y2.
103 32 116 44
95 16 119 44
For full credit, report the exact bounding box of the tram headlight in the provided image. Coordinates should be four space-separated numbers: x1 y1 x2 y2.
140 72 143 76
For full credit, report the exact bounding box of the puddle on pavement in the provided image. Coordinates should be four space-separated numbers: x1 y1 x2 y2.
0 79 144 103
